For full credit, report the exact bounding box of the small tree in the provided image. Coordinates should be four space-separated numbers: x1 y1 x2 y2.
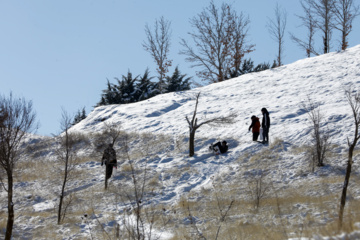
302 97 331 169
0 93 37 240
97 79 117 106
135 68 156 101
338 88 360 230
226 59 271 79
114 70 138 104
186 92 236 157
143 16 172 93
267 3 287 67
248 172 270 210
56 109 79 224
165 66 192 93
73 107 86 125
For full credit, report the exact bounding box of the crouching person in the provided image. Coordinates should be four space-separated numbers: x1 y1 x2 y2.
101 143 117 189
209 140 228 154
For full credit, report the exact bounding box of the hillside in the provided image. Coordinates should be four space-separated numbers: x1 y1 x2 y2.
1 45 360 239
74 44 360 147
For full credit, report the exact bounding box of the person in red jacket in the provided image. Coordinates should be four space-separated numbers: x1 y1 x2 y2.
248 115 261 141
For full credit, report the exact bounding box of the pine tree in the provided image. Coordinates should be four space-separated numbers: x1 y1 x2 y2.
271 60 278 68
73 107 86 125
226 59 271 79
240 59 255 74
253 62 271 72
97 69 159 107
97 79 117 106
165 67 191 93
135 68 156 101
115 70 138 103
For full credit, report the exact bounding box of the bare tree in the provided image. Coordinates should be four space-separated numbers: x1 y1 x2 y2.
56 109 79 224
143 16 172 93
115 133 164 240
305 0 336 54
248 172 270 210
339 88 360 230
332 0 359 50
302 97 331 169
228 10 255 78
291 0 319 57
267 3 287 66
0 93 37 240
180 1 253 83
186 92 236 157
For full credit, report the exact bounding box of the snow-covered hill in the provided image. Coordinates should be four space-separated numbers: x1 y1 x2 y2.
73 45 360 148
2 45 360 239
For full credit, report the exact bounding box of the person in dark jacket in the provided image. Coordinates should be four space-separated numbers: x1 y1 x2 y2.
248 115 261 141
261 108 270 143
209 140 228 154
101 143 117 180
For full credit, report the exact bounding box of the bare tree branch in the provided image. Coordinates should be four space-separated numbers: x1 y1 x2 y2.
339 87 360 230
267 3 287 66
180 1 253 83
143 16 172 93
186 92 236 156
0 92 37 240
304 0 336 54
332 0 360 50
291 0 319 57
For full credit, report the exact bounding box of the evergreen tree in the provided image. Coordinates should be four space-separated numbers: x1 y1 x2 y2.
73 107 87 125
225 58 272 79
135 68 156 101
240 59 255 74
271 60 278 68
97 79 117 106
165 67 191 93
253 62 271 72
114 70 138 103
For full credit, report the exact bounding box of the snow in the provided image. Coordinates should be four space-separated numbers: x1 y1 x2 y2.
1 45 360 239
74 45 360 149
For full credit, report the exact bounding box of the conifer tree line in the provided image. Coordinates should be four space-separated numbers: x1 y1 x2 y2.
97 67 191 106
97 0 359 107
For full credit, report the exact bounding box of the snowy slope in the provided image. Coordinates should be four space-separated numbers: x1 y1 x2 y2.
2 45 360 240
73 45 360 149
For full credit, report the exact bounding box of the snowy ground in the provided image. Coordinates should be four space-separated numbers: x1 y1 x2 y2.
1 45 360 239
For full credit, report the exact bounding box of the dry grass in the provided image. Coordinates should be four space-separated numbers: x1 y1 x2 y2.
168 170 360 240
3 131 360 239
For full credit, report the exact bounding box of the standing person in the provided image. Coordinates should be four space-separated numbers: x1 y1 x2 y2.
248 115 261 141
261 108 270 143
101 143 117 189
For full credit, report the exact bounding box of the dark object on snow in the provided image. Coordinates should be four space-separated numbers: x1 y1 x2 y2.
249 115 261 141
101 144 117 179
261 108 270 143
209 141 228 154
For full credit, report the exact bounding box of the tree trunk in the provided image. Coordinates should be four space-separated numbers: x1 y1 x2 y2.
5 172 14 240
57 193 64 224
341 29 347 51
189 130 195 157
105 167 108 190
58 165 68 224
339 144 354 230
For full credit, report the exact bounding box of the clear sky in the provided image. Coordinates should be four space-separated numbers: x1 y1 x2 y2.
1 0 359 136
